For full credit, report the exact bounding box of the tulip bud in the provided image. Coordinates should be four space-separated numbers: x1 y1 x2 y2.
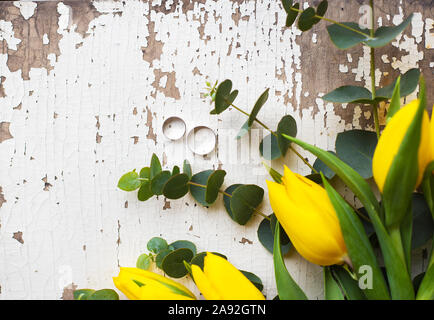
113 267 196 300
373 99 431 193
191 253 265 300
266 166 348 266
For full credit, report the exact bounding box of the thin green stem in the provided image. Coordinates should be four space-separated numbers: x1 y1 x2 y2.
138 178 149 181
187 181 271 221
369 0 381 139
389 225 407 270
229 102 317 173
289 7 373 39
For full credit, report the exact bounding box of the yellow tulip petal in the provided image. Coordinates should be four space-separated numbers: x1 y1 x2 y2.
113 274 143 300
202 253 265 300
191 264 222 300
373 99 431 192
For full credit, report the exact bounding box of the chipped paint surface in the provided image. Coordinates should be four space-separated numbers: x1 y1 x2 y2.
0 0 432 300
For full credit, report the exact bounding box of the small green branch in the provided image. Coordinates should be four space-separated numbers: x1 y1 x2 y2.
369 0 381 139
289 7 373 39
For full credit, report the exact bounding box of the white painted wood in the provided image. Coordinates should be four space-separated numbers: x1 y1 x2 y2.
0 0 431 299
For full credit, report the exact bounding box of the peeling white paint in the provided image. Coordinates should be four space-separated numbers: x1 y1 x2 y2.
0 20 21 50
13 1 37 20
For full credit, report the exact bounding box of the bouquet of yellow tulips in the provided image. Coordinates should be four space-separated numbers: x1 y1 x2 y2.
268 77 433 300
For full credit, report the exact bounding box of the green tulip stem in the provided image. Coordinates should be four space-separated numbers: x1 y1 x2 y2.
369 0 381 139
389 225 407 270
229 101 317 173
289 7 373 40
187 181 271 221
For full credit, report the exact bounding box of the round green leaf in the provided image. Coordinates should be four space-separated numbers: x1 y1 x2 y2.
335 130 377 179
156 248 173 269
322 85 373 104
223 184 243 221
140 167 150 179
147 237 169 254
365 14 413 48
87 289 119 300
150 153 162 179
259 133 282 160
136 253 152 270
376 68 420 99
313 151 336 179
161 248 194 278
137 181 153 201
118 170 141 191
327 22 369 50
191 252 227 270
285 3 299 27
213 80 238 114
171 166 180 176
169 240 197 256
240 270 264 291
73 289 95 300
281 0 293 13
230 184 264 225
205 170 226 204
298 7 316 31
189 170 214 206
248 88 269 127
183 160 192 178
313 0 328 24
236 120 251 140
257 214 291 255
163 173 190 199
151 170 172 195
277 115 297 156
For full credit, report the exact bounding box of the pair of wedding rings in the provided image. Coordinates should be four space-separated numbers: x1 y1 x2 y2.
162 116 216 156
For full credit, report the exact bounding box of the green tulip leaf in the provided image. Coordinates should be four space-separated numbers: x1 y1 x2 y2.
161 248 194 278
169 240 197 256
365 14 413 48
313 151 336 179
213 79 238 114
257 214 291 255
260 133 282 160
73 289 95 300
150 153 162 179
285 3 299 27
277 115 297 156
322 174 390 299
411 193 434 249
386 76 401 123
136 253 152 270
118 170 141 191
182 160 192 179
87 289 119 300
262 162 283 183
327 22 370 50
137 181 153 201
416 263 434 300
147 237 169 254
248 88 269 127
335 129 377 179
324 267 344 300
189 170 214 206
240 270 264 291
298 7 316 31
377 68 420 100
162 173 190 200
273 222 308 300
330 266 366 300
205 170 226 204
322 86 373 104
150 170 172 195
230 185 264 225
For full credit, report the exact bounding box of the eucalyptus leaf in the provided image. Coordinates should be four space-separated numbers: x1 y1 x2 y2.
230 184 264 225
330 266 366 300
136 253 152 270
223 184 243 221
257 214 291 255
172 166 180 176
150 170 172 195
236 120 251 140
322 86 373 104
285 3 299 27
277 115 297 156
156 248 173 269
189 170 214 206
161 248 194 278
118 170 141 191
281 0 293 13
365 14 413 48
205 170 226 204
140 167 150 179
335 130 377 179
248 88 269 127
298 7 316 31
147 237 169 254
313 151 336 179
137 181 153 201
87 289 119 300
377 68 420 100
169 240 197 256
260 133 282 160
327 22 369 50
240 270 264 291
162 173 190 200
73 289 95 300
213 80 238 114
262 162 282 183
150 153 162 179
183 160 192 179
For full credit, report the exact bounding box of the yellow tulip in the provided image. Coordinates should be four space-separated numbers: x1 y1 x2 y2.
373 99 431 192
266 166 348 266
191 253 265 300
113 267 196 300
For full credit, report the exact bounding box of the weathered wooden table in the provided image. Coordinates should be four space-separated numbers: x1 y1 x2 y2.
0 0 432 299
